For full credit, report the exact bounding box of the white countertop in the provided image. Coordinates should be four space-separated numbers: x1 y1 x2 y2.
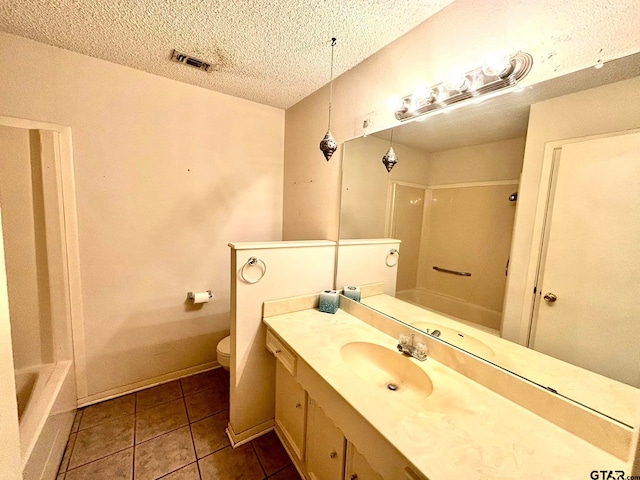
362 294 640 428
264 307 624 480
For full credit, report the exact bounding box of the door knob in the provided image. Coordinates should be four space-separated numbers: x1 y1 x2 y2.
329 451 337 459
543 292 557 303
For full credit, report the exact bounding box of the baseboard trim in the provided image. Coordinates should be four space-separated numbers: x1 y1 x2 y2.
77 361 219 407
226 419 274 448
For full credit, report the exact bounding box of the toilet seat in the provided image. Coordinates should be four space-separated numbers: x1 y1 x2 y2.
217 336 230 371
216 335 230 358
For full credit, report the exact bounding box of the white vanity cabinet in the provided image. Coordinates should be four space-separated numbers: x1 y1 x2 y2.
267 326 425 480
344 443 383 480
306 398 346 480
275 360 306 460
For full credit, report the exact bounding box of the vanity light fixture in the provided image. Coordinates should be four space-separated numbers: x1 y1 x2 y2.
411 83 435 110
482 49 513 76
392 51 533 122
442 67 469 92
382 129 398 172
319 37 338 161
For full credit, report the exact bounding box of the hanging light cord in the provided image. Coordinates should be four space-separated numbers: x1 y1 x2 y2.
328 37 337 130
389 129 394 146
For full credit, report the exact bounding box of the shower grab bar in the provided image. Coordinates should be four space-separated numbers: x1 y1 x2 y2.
433 266 471 277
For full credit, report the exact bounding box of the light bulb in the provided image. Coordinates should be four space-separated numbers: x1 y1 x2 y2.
443 68 468 92
411 83 433 109
482 49 512 77
386 96 405 112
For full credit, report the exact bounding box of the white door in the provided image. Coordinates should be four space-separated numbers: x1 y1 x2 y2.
530 131 640 387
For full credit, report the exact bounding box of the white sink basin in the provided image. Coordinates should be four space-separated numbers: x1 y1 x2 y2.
340 342 433 406
412 322 494 359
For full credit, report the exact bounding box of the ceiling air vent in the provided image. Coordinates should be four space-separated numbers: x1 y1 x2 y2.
170 49 212 72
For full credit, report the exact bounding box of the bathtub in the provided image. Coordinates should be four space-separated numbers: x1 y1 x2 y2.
395 288 501 334
16 360 76 480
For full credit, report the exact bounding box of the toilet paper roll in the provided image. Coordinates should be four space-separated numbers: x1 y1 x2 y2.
191 291 211 304
319 290 339 314
342 285 361 302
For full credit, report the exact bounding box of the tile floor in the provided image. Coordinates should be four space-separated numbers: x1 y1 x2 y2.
57 368 302 480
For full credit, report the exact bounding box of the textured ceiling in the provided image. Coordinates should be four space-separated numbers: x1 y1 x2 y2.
0 0 454 109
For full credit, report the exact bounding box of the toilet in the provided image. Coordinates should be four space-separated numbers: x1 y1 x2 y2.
216 336 230 371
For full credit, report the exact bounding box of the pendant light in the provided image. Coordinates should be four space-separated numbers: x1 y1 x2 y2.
382 129 398 172
320 37 338 161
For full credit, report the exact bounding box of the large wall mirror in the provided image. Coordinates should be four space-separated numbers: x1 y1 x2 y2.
338 52 640 428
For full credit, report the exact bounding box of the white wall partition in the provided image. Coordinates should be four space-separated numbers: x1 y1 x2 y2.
336 239 401 296
228 241 336 446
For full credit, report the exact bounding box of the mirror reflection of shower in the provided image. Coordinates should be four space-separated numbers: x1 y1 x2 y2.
340 134 525 333
390 181 519 332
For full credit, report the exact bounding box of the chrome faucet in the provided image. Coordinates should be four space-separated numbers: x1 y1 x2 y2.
397 334 428 361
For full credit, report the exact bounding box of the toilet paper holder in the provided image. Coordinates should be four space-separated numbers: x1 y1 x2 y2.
187 290 213 301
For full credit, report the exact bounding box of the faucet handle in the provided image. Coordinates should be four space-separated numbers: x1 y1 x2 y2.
414 341 427 357
398 334 410 346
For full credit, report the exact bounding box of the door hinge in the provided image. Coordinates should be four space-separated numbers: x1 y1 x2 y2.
533 286 537 294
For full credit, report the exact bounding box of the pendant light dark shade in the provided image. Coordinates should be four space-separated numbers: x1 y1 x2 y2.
382 129 398 172
320 38 338 161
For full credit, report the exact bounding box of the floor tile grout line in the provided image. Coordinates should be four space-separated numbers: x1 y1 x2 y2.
268 462 296 478
59 431 77 474
136 381 184 412
189 408 229 428
250 440 269 478
65 445 133 473
132 393 138 480
76 396 136 432
135 421 190 447
187 416 204 479
155 461 199 479
65 413 136 471
65 375 228 478
59 409 82 474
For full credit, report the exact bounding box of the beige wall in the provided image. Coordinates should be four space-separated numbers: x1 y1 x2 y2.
0 32 285 398
283 0 640 241
503 76 640 342
0 127 52 369
340 135 429 239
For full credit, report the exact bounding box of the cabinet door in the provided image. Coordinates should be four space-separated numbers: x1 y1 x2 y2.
344 442 383 480
306 399 346 480
275 361 307 460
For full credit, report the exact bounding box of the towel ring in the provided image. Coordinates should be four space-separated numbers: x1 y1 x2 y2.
386 248 400 267
240 256 267 284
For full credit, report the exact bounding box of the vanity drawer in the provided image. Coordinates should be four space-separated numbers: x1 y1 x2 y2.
266 329 297 375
